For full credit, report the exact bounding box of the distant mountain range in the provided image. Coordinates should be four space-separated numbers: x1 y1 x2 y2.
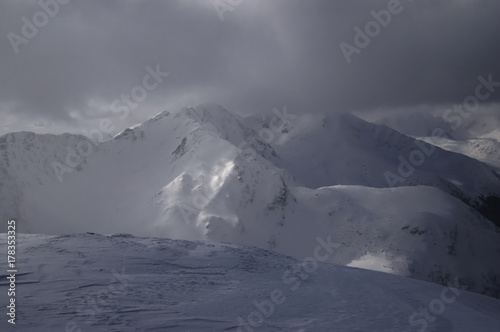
1 104 499 298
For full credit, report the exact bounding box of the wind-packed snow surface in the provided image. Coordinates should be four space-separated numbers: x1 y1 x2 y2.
1 233 500 332
1 104 500 299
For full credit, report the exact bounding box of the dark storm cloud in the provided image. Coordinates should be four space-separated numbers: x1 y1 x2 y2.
0 0 499 135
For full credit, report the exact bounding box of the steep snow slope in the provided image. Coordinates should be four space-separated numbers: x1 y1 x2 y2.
417 136 500 170
1 104 499 298
259 112 500 226
1 234 500 332
358 109 500 170
293 186 500 296
0 106 283 234
0 132 96 230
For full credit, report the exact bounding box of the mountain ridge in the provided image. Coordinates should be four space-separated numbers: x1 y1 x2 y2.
1 104 499 298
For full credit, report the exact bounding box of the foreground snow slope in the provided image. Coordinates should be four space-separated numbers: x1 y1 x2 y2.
0 233 500 332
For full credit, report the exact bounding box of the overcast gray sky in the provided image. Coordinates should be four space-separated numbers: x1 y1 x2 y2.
1 0 499 137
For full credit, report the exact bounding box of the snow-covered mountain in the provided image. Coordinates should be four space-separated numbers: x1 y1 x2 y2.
359 108 500 171
262 112 500 227
1 104 500 298
1 233 500 332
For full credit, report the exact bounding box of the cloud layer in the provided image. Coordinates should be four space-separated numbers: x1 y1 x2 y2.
1 0 499 136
